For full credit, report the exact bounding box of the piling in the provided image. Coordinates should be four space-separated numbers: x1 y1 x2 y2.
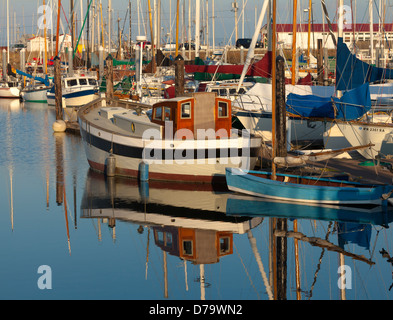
317 39 323 85
174 54 184 97
54 56 63 121
275 55 287 158
105 54 114 104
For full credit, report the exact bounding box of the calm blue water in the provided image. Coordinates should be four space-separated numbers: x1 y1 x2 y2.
1 99 393 301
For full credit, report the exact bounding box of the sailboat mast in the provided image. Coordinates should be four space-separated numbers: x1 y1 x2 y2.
271 0 277 179
55 0 61 57
44 0 48 74
307 0 312 68
147 0 156 72
175 0 180 57
291 0 297 85
369 0 374 64
195 0 200 58
7 0 9 63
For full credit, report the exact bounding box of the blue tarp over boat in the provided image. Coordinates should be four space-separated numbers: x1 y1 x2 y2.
286 82 371 120
336 37 393 91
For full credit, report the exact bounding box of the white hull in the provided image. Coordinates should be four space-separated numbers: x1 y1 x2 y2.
47 91 99 107
235 111 325 146
0 87 20 98
78 99 261 182
336 121 393 159
21 87 49 102
79 122 260 182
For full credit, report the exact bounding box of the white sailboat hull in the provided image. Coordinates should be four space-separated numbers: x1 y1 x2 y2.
0 87 20 98
336 121 393 159
21 87 49 102
235 110 325 146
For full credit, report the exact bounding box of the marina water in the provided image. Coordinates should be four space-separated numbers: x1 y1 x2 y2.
1 99 393 300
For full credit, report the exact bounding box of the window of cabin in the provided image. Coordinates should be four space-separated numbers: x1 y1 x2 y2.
166 233 173 247
238 88 246 94
89 79 97 86
67 79 78 86
182 240 193 256
154 106 163 121
229 88 237 95
79 78 88 85
218 101 228 118
219 88 227 96
156 231 164 245
219 237 231 254
164 106 172 121
180 102 191 119
211 89 219 95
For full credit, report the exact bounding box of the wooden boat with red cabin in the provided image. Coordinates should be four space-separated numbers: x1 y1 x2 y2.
77 92 261 183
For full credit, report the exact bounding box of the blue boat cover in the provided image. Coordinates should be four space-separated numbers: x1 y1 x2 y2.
336 37 393 90
286 82 371 120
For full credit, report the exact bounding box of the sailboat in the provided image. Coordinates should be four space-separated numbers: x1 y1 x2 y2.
332 36 393 159
225 0 393 206
0 0 20 99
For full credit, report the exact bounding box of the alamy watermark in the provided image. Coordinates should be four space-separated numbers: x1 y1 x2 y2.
37 5 52 30
337 5 352 31
37 265 52 290
337 265 352 290
140 122 252 174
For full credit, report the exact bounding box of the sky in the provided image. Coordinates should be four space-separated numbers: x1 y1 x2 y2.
0 0 388 46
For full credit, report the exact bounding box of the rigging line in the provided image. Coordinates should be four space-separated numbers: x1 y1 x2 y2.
233 242 260 299
307 221 333 300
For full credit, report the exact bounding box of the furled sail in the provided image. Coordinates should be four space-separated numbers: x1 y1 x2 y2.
286 82 371 120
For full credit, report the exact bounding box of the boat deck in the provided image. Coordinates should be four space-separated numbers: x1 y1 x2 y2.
307 154 393 185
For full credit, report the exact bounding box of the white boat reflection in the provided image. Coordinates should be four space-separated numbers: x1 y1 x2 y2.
81 169 262 236
0 98 21 112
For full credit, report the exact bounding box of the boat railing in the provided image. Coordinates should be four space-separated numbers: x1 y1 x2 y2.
232 93 270 112
80 97 151 116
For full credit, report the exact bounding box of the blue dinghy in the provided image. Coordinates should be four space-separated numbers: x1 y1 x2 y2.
225 168 393 206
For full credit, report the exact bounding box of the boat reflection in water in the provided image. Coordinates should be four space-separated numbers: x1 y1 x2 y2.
226 194 393 299
80 170 262 299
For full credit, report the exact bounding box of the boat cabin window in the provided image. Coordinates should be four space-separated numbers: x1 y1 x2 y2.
218 101 229 118
211 89 219 95
219 237 231 254
219 89 227 96
67 79 78 87
153 106 163 121
79 78 88 85
88 79 97 86
164 106 172 121
238 88 246 94
182 240 193 256
180 102 191 119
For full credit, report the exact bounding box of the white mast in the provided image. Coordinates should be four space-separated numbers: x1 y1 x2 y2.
369 0 374 64
7 0 9 63
195 0 200 58
237 0 269 92
212 0 215 52
108 0 112 54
